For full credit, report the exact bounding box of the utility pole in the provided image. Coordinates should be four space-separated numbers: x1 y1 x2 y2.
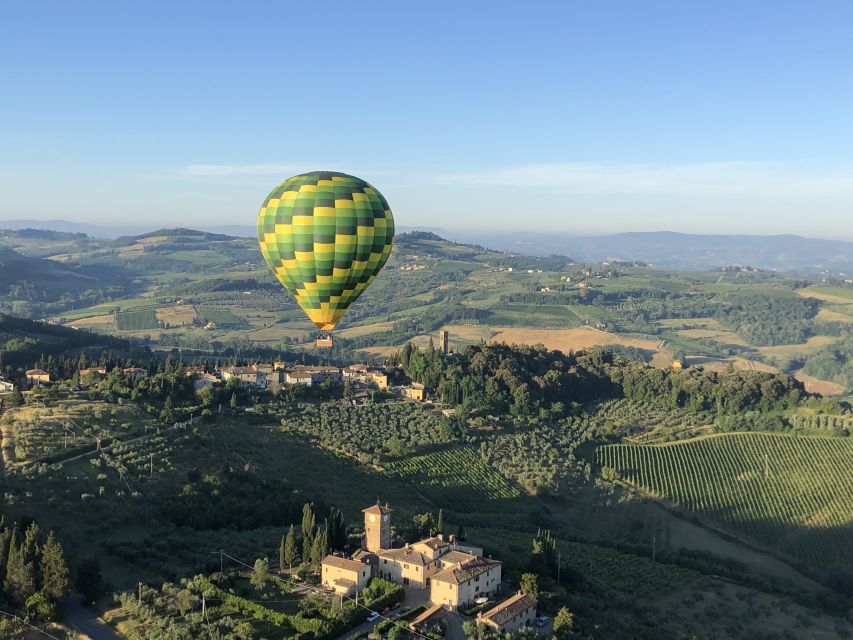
138 582 142 604
220 549 224 574
652 535 656 562
150 453 154 477
202 592 206 617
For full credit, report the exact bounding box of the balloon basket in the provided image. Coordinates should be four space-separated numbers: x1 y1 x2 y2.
316 333 334 348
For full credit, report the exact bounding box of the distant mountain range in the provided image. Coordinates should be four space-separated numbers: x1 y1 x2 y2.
1 219 851 274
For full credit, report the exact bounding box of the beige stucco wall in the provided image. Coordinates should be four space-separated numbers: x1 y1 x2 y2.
321 564 371 595
431 565 501 608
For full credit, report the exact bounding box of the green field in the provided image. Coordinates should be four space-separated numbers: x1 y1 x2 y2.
483 303 582 328
385 448 521 512
114 308 158 330
197 308 246 326
598 433 853 570
432 260 486 274
809 286 853 301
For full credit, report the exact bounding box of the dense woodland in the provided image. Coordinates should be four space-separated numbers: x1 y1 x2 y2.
400 342 838 420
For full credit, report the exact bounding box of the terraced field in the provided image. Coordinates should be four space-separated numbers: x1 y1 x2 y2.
598 433 853 569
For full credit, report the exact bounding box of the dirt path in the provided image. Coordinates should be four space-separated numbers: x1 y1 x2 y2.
63 593 120 640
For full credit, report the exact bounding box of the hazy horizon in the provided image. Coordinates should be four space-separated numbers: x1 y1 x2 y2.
2 1 852 237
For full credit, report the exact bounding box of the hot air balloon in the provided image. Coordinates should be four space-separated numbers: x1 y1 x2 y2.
257 171 394 346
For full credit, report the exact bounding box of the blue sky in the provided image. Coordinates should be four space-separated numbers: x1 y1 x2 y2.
1 0 851 237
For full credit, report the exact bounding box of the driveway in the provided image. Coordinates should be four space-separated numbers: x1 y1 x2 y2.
62 593 120 640
340 586 431 640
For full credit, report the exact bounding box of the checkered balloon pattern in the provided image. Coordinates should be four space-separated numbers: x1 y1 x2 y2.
257 171 395 330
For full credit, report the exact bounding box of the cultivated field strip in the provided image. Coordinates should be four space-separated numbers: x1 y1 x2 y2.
385 448 521 512
598 433 853 569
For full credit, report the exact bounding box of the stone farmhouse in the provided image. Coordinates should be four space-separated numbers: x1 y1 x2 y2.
321 504 506 611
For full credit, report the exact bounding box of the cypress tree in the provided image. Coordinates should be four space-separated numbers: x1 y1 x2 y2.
39 531 70 601
436 509 444 535
0 525 12 586
282 525 296 571
4 529 36 605
311 529 328 567
301 503 315 563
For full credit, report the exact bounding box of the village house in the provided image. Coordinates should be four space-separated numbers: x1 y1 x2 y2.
320 555 372 596
477 592 537 634
26 369 51 385
285 366 343 386
342 365 388 390
430 555 502 609
193 373 222 393
285 370 315 386
403 382 425 401
122 367 148 381
0 378 14 394
220 366 266 387
342 364 369 380
79 367 107 381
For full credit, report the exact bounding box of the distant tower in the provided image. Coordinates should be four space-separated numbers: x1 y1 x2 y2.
438 330 449 355
363 503 392 552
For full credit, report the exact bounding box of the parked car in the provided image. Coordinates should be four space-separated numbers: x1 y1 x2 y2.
535 615 549 628
474 596 490 605
367 612 380 622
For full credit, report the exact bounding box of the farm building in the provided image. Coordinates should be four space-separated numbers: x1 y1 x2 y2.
477 592 537 634
193 373 222 393
123 367 148 381
26 369 51 385
79 367 106 381
320 555 372 596
403 383 425 401
409 604 447 634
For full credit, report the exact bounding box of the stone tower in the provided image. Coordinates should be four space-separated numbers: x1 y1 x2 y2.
438 329 449 355
362 503 392 552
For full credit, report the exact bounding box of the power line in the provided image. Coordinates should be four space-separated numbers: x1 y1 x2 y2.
0 609 64 640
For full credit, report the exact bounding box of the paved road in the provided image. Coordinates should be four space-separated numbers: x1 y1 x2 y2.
63 593 120 640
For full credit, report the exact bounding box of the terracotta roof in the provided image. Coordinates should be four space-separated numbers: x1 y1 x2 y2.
416 536 449 551
351 549 377 563
481 592 536 626
437 550 476 566
321 555 365 573
378 546 431 566
410 604 447 629
362 503 393 516
431 557 501 585
26 369 50 376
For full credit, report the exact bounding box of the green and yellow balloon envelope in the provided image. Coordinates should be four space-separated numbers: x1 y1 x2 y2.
257 171 394 331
